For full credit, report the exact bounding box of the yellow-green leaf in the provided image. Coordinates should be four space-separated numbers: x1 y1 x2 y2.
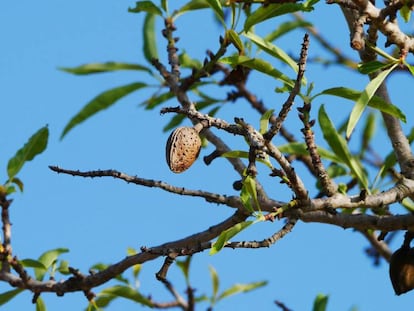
7 126 49 180
347 63 398 139
61 82 147 139
143 13 158 63
210 221 254 255
60 62 152 75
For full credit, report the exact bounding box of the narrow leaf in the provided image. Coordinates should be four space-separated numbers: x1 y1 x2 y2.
128 1 163 15
100 285 153 307
35 248 69 281
265 20 312 42
209 265 220 301
226 29 244 54
0 289 24 306
318 105 368 188
20 259 46 269
174 0 209 18
244 2 317 31
218 281 267 301
404 60 414 76
7 126 49 180
221 150 272 168
206 0 224 25
313 294 329 311
61 82 146 139
210 221 254 255
60 62 152 75
317 87 406 122
347 63 398 139
358 61 390 74
176 256 192 284
220 55 294 87
36 296 46 311
259 109 274 134
400 5 411 23
244 175 260 210
243 31 299 74
143 13 158 63
277 142 342 164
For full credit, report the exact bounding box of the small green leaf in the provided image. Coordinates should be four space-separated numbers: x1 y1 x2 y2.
20 259 46 269
277 142 342 164
218 281 267 301
92 294 117 309
35 248 69 281
318 105 368 189
365 42 398 62
36 296 46 311
260 109 274 134
347 63 398 139
210 221 254 255
143 91 174 110
312 294 329 311
100 285 153 307
128 1 163 15
179 52 202 69
243 175 260 211
7 126 49 180
174 0 209 18
242 31 299 74
244 2 317 31
10 177 24 192
358 61 390 74
0 289 24 306
209 265 220 302
59 62 152 75
176 256 192 284
317 87 406 122
265 20 313 42
404 60 414 76
221 150 272 168
220 55 294 87
61 82 146 139
360 112 376 154
400 4 411 22
206 0 224 25
226 29 244 54
143 13 159 63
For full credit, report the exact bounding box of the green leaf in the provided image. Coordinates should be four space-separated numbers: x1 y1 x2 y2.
358 61 390 74
365 42 398 62
318 105 368 189
100 285 153 307
176 256 192 284
36 296 46 311
404 60 414 76
35 248 69 281
0 289 24 306
361 112 376 153
7 126 49 180
60 62 152 75
347 63 398 139
128 1 163 15
143 13 158 63
221 150 272 168
218 281 267 301
206 0 224 25
92 294 117 309
143 91 174 110
259 109 274 134
179 52 202 69
317 87 406 122
242 31 299 74
312 294 329 311
20 258 46 269
174 0 209 18
400 4 411 22
61 82 146 139
226 29 244 54
265 20 313 42
210 221 254 255
209 265 220 302
220 55 294 87
277 142 343 164
243 175 259 211
10 177 24 192
244 2 317 31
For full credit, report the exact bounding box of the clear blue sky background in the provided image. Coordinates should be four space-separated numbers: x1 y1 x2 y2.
1 1 413 310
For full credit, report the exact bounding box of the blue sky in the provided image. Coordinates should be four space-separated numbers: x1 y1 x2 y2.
1 1 414 310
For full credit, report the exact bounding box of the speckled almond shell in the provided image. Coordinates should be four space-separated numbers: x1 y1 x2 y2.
166 126 201 173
